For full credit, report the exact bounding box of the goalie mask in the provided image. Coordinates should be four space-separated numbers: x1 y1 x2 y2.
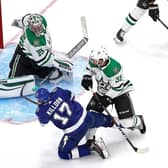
27 14 46 36
35 88 50 104
89 46 109 67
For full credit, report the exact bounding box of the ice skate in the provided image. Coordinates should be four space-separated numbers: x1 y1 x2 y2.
113 29 125 44
127 115 146 134
86 136 96 146
136 115 146 134
89 137 109 159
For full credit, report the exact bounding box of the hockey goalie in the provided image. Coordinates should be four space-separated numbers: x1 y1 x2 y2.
8 13 73 83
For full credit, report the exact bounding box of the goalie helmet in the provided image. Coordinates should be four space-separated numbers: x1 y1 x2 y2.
27 14 46 36
89 46 109 67
35 88 50 103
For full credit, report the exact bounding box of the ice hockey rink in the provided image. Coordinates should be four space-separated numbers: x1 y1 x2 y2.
0 0 168 167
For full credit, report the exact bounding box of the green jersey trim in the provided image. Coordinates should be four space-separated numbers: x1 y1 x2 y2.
88 57 121 78
26 28 46 47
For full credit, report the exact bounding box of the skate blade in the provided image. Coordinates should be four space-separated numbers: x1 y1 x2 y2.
113 37 124 44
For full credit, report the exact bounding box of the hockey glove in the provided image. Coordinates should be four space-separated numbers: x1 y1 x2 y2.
81 74 93 90
148 4 159 22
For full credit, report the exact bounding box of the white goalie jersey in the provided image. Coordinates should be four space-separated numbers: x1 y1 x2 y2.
12 14 73 72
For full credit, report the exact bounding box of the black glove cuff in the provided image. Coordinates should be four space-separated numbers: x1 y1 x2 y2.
83 74 92 80
149 3 158 9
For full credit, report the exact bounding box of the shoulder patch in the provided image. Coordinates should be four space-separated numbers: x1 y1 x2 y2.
25 28 46 46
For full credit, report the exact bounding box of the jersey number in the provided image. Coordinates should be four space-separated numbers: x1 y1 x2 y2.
53 102 72 125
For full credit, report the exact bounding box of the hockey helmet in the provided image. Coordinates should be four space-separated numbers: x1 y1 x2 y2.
89 46 109 67
27 14 46 36
35 88 50 103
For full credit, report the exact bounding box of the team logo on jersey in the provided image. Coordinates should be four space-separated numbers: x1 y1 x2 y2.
97 77 111 94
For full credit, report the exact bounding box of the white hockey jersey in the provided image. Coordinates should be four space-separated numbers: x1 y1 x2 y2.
86 57 134 99
13 14 73 72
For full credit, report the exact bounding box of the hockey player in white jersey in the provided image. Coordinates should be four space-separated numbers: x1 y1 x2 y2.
114 0 159 43
8 13 73 83
81 46 146 141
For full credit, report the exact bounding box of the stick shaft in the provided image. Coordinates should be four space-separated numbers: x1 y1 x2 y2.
158 18 168 30
66 37 88 58
40 16 88 85
67 16 88 58
20 84 39 105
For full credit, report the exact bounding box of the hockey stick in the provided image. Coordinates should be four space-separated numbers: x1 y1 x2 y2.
158 17 168 30
89 88 149 154
20 84 39 105
66 16 88 58
20 16 88 101
39 16 88 86
21 16 88 102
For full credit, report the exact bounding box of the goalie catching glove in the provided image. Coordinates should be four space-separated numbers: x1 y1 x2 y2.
148 4 159 22
53 57 73 73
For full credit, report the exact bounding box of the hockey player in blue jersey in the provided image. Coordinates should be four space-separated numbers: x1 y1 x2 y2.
35 87 114 160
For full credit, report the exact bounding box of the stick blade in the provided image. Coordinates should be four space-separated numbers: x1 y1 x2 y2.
137 147 149 154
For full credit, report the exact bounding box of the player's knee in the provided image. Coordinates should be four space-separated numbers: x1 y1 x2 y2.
89 112 113 128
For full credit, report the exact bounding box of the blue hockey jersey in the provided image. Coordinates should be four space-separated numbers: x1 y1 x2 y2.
35 87 87 135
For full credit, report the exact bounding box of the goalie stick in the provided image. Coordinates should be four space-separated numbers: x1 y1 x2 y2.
20 84 39 105
89 88 149 154
66 16 88 58
39 16 88 86
21 16 88 103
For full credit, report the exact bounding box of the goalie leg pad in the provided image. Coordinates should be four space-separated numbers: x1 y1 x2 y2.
0 75 35 98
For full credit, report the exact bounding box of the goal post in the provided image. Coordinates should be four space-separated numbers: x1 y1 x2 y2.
0 0 4 48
